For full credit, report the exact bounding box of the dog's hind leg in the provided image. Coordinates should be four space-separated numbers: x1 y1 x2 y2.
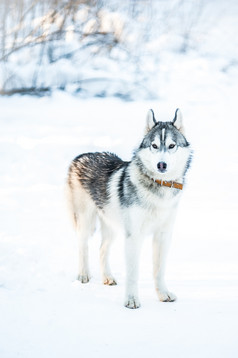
100 219 117 285
66 181 96 283
75 208 96 283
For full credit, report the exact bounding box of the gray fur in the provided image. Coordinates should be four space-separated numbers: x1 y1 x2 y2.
140 121 189 149
68 152 125 209
117 165 140 207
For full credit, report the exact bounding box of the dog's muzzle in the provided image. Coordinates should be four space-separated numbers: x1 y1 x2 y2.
157 161 167 173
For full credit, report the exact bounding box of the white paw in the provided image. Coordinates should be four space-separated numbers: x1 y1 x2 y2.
157 290 177 302
77 274 90 283
124 296 141 309
103 277 117 286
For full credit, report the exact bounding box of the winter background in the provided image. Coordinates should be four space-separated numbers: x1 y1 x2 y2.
0 0 238 357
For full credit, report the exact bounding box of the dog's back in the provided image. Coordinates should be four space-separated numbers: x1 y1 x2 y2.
68 152 125 210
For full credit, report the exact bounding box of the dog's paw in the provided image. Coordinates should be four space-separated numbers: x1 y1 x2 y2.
77 274 90 283
157 290 177 302
103 277 117 286
124 296 141 309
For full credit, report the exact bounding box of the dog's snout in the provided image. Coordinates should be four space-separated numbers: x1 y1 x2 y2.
157 161 167 173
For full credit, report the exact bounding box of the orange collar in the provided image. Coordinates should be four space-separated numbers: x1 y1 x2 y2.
155 179 183 190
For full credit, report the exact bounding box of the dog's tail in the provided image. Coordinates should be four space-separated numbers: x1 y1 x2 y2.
65 177 97 236
65 180 78 229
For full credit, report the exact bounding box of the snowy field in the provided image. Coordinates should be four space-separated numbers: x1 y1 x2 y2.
0 83 238 357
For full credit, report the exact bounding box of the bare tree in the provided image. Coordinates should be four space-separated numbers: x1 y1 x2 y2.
0 0 125 94
0 0 208 97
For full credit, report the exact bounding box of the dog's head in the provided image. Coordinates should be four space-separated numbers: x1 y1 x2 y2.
136 109 192 181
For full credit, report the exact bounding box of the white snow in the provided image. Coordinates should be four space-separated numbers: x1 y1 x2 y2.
0 85 238 357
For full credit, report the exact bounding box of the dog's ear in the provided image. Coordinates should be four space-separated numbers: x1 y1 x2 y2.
173 108 185 134
145 109 157 133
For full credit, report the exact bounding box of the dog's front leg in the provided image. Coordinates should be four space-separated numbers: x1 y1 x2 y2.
153 232 177 302
124 234 143 309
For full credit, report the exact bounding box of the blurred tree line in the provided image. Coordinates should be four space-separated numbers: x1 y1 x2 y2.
0 0 208 98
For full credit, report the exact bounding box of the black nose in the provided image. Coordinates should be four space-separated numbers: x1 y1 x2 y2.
157 162 167 172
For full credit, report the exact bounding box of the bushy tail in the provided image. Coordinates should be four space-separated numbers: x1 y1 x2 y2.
65 181 78 229
64 180 97 235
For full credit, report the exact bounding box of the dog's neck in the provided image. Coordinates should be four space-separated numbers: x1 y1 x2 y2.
133 157 184 189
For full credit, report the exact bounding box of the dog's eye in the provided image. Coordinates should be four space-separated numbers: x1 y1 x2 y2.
169 144 175 149
152 143 158 149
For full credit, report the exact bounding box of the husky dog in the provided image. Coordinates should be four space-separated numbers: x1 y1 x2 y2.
66 108 192 309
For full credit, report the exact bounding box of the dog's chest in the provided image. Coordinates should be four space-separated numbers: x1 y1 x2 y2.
139 188 180 232
142 183 180 208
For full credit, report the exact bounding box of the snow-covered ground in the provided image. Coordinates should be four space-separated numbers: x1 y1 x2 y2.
0 81 238 357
